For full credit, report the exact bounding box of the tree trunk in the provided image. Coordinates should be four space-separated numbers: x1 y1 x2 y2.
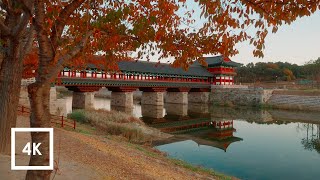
0 40 23 154
25 83 52 180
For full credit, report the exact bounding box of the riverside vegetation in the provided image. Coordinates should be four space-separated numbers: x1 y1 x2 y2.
68 109 171 143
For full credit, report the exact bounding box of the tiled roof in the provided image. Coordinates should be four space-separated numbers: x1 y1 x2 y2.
70 55 240 77
117 61 213 77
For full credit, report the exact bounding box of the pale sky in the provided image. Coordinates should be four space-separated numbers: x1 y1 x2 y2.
233 11 320 66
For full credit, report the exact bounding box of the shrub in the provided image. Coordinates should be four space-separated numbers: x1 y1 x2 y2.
68 110 87 123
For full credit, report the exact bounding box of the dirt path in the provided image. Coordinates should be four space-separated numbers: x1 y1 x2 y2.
0 116 217 180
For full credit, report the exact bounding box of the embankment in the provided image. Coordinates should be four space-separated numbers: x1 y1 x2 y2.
211 88 320 111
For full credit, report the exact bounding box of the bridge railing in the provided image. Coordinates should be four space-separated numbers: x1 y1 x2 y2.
57 70 212 84
17 105 76 129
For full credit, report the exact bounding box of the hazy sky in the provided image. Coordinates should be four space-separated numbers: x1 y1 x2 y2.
233 11 320 65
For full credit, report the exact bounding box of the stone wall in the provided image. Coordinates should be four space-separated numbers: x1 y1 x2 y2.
210 87 320 112
267 94 320 111
210 88 273 106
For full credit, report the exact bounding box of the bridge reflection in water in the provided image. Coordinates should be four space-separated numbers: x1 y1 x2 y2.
138 103 320 152
143 104 245 152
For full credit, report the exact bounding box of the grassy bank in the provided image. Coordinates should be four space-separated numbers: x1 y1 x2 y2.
68 109 170 143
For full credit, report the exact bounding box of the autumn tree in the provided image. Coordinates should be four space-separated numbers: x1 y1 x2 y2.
0 0 319 179
0 0 34 154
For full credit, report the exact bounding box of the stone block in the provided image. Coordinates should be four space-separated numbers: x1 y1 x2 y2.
111 92 133 107
72 92 94 109
166 92 188 104
165 103 188 116
141 104 164 118
141 92 164 106
188 92 209 103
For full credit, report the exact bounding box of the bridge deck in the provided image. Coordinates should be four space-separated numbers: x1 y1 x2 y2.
56 77 211 88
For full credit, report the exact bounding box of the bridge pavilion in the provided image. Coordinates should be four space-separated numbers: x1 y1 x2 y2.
54 55 241 109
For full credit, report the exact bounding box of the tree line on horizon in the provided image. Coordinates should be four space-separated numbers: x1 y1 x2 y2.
235 57 320 84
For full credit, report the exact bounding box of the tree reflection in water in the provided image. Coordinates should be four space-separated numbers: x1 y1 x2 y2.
297 123 320 153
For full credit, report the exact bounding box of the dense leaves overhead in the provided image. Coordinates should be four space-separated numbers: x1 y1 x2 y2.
2 0 320 75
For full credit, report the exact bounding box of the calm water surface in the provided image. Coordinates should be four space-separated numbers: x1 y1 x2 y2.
64 96 320 180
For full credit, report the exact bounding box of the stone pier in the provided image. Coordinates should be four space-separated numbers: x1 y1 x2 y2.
188 89 210 104
108 87 136 108
165 103 188 116
111 105 133 115
141 92 164 105
72 92 94 109
166 88 189 104
140 87 166 106
110 92 133 107
67 86 101 110
141 104 164 119
188 103 210 117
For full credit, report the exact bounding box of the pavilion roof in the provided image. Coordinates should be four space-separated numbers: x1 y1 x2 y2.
192 56 242 67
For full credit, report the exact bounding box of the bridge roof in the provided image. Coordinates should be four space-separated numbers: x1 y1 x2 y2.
71 55 240 76
117 61 213 77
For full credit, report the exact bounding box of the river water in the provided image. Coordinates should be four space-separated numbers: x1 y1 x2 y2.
63 96 320 180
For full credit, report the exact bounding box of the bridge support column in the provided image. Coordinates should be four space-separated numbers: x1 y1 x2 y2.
141 104 164 119
141 92 164 105
165 103 188 116
108 87 137 108
111 105 133 115
111 92 133 107
188 88 210 104
67 86 101 110
72 92 95 109
140 87 166 106
188 103 210 117
166 88 189 104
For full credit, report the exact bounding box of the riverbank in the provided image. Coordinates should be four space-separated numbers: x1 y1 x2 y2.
0 115 234 180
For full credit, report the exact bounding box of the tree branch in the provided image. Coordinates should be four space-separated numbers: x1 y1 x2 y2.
34 0 54 60
48 30 93 80
20 26 35 60
0 19 10 36
12 0 34 36
51 0 86 48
